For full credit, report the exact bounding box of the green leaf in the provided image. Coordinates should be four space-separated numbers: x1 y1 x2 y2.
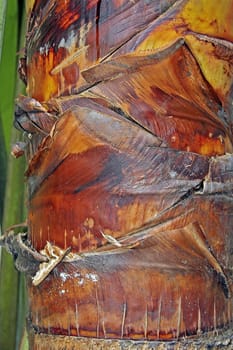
0 0 18 153
0 1 28 349
0 0 7 61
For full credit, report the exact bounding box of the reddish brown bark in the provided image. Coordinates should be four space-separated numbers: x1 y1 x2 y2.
14 0 233 348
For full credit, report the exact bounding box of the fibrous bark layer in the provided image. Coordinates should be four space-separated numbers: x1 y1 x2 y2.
13 0 233 348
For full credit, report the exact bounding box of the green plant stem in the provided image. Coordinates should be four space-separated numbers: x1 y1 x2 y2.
0 1 28 349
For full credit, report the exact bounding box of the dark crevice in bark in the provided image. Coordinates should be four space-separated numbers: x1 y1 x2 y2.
96 0 102 60
173 180 204 205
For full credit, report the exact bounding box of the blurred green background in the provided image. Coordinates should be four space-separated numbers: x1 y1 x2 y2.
0 1 28 349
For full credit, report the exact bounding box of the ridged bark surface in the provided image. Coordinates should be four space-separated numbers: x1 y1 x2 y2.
18 0 233 348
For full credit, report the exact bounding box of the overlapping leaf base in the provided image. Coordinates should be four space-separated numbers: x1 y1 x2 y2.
22 0 233 347
30 330 233 350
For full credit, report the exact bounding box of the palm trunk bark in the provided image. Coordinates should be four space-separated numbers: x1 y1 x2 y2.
4 0 233 349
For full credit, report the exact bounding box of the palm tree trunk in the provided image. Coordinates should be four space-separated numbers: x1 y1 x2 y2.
3 0 233 349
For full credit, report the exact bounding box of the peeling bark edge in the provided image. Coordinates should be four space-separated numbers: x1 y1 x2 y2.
29 328 233 350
